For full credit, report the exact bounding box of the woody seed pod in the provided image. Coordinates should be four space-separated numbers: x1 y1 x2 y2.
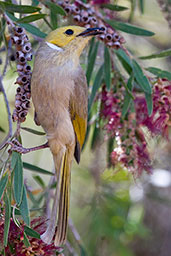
22 43 31 53
14 27 24 36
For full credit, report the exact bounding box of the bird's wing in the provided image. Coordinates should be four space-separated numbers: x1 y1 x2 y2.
70 68 88 163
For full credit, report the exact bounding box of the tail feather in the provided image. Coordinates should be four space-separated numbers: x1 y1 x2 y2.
41 150 70 245
54 151 70 246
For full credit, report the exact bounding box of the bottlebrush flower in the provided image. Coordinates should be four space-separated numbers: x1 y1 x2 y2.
100 85 152 176
0 217 61 256
135 79 171 138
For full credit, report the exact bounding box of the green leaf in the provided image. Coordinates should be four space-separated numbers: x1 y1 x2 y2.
33 175 45 188
132 60 152 94
23 162 54 175
101 4 128 11
21 127 46 136
19 23 47 38
139 49 171 59
4 192 11 246
122 75 134 118
86 41 99 85
24 226 40 239
105 19 155 36
0 174 8 200
145 93 153 116
45 1 66 16
50 9 58 29
17 14 47 23
19 185 30 226
6 12 47 38
104 46 111 90
114 48 132 74
11 151 18 170
0 126 5 132
138 0 144 14
23 232 31 247
14 153 23 205
0 1 40 13
88 64 104 112
79 245 88 256
146 67 171 80
91 125 100 150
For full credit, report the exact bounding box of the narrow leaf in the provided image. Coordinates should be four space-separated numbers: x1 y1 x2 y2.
23 162 54 175
86 41 99 85
45 1 66 16
0 2 40 13
0 174 8 200
122 75 134 118
140 49 171 59
101 4 128 11
23 232 31 247
33 175 45 188
114 48 132 74
19 23 47 38
4 192 11 246
17 14 47 23
145 93 153 116
14 153 23 205
21 127 46 136
50 10 58 29
11 151 18 170
24 226 40 239
19 185 30 226
88 64 104 112
132 60 152 94
138 0 144 14
106 19 155 36
0 126 5 132
146 67 171 80
6 12 47 38
104 46 111 90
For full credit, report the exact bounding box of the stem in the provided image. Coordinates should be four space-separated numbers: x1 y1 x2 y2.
0 74 13 150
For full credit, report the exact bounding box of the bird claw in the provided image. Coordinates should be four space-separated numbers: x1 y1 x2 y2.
8 139 30 154
8 139 49 154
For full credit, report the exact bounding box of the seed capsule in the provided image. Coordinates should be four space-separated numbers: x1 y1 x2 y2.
22 43 31 53
14 27 24 36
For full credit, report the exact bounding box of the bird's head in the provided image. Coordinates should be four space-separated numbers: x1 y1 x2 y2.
45 25 104 57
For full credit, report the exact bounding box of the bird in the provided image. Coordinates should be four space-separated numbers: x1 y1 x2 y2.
31 25 103 246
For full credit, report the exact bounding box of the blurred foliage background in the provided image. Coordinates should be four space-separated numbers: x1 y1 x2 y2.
0 0 171 255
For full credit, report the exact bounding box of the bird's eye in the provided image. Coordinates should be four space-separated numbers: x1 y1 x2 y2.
65 29 74 36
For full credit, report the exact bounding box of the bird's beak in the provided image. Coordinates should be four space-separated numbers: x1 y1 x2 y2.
77 27 104 37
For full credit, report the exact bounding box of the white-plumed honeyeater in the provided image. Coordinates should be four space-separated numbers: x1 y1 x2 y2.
31 26 103 246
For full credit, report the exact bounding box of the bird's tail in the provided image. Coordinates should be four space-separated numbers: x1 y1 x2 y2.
41 149 71 246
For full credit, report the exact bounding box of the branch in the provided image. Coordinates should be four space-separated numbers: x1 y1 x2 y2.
0 74 13 150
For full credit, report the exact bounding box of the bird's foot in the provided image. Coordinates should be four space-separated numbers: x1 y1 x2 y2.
8 139 49 154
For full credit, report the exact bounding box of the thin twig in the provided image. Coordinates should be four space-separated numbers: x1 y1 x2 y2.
0 74 13 150
3 13 15 28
